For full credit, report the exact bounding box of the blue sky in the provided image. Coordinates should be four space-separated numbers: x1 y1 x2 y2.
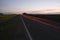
0 0 60 13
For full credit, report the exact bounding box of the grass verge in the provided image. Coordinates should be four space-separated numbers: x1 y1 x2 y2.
0 14 17 23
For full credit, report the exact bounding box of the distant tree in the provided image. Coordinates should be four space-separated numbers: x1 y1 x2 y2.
23 13 27 15
0 13 3 15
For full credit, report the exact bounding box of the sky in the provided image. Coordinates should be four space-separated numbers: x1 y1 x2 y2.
0 0 60 14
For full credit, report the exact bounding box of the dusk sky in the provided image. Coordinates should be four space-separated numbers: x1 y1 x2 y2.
0 0 60 14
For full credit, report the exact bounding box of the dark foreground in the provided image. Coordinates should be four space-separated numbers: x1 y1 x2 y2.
0 15 27 40
0 14 60 40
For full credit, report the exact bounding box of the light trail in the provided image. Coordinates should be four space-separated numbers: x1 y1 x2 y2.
21 15 60 30
22 15 60 24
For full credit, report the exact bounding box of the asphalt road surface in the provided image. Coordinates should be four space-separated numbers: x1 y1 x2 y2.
0 14 60 40
21 14 60 40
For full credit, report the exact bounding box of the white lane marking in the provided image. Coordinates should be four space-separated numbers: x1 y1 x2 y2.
21 16 33 40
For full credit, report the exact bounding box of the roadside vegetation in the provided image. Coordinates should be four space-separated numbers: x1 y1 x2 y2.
0 14 17 23
0 14 17 40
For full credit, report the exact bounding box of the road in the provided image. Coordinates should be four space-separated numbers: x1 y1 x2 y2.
0 14 60 40
21 14 60 40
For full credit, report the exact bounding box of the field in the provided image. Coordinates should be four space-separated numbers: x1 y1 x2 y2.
0 14 17 23
0 14 18 40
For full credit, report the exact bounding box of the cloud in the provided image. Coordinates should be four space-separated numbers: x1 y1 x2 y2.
28 9 60 14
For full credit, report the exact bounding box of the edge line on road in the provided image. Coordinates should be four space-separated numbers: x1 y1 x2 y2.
21 15 33 40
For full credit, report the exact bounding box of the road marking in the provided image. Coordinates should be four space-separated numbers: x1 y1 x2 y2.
21 16 33 40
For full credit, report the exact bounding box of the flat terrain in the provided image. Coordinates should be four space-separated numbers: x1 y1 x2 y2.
0 14 17 23
0 15 27 40
0 14 60 40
